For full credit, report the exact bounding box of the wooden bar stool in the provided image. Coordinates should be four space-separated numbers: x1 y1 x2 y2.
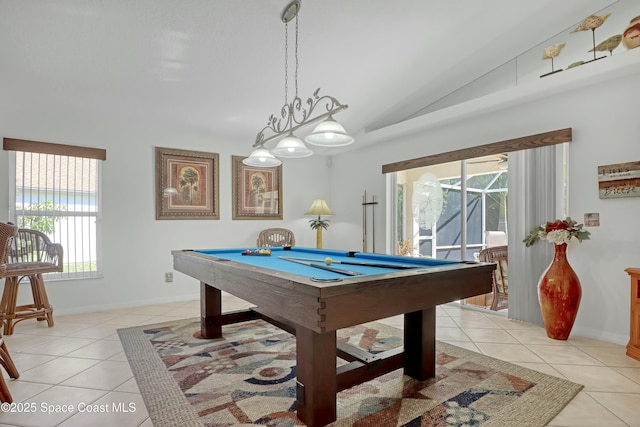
0 228 63 335
0 334 20 403
0 222 21 402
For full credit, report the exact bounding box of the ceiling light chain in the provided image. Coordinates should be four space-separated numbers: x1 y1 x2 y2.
284 17 289 106
243 0 354 168
294 10 299 100
282 13 299 108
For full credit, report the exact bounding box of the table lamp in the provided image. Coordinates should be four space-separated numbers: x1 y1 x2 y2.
305 199 334 249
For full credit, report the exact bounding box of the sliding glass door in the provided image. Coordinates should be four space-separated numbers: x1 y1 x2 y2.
395 156 508 260
384 130 571 321
394 156 508 310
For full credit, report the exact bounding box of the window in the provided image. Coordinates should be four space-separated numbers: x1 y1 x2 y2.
4 138 106 279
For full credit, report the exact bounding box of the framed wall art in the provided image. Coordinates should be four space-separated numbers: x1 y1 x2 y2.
155 147 219 220
232 155 282 220
597 160 640 199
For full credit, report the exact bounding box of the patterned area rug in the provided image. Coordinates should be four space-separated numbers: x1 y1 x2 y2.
118 318 582 427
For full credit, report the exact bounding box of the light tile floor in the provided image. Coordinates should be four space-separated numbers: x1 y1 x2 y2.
0 296 639 426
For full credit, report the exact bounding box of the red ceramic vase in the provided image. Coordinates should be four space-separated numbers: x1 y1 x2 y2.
538 243 582 340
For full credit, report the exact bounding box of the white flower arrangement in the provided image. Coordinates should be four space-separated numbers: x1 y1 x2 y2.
524 217 590 247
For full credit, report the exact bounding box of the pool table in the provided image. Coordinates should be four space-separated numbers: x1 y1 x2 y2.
172 247 495 427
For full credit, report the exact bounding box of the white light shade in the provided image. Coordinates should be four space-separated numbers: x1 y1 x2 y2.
243 148 282 167
272 133 313 158
163 187 179 198
305 199 335 216
304 116 354 147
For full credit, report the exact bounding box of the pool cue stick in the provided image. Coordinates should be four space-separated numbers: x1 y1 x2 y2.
279 256 363 276
362 191 367 252
282 256 418 270
372 194 375 252
361 192 379 253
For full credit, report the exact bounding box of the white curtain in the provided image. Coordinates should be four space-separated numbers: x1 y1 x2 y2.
507 144 567 325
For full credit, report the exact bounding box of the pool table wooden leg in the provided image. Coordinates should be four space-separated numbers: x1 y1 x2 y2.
295 327 337 427
404 307 436 380
200 282 221 339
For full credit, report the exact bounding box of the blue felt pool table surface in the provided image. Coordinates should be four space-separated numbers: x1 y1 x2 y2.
193 247 460 281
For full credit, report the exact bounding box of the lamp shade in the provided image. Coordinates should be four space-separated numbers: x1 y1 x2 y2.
304 116 354 147
243 148 282 167
271 133 313 158
305 199 334 216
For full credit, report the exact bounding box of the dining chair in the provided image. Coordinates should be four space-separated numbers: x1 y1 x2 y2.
485 230 507 248
256 228 296 247
478 245 508 311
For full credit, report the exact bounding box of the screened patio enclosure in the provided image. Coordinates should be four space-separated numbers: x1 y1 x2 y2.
396 156 508 262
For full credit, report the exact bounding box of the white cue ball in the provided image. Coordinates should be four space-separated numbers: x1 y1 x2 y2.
324 257 333 265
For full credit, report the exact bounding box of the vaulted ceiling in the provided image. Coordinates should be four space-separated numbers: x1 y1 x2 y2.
0 0 621 150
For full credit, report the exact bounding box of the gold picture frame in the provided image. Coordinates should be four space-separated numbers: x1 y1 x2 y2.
155 147 219 220
232 155 282 220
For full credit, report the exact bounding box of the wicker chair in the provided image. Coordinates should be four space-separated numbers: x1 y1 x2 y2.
0 223 17 283
0 228 63 334
257 228 296 247
0 222 21 402
478 245 508 311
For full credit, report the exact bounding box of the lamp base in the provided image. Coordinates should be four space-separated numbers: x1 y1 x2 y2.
316 227 323 249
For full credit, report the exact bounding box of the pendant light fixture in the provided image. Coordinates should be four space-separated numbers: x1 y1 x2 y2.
272 132 314 158
305 115 354 147
243 147 282 167
243 0 353 167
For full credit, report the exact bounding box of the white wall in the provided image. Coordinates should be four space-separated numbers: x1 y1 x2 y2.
326 49 640 345
0 110 331 314
1 47 638 346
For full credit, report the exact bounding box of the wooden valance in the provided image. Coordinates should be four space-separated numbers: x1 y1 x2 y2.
3 138 106 161
382 128 571 174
